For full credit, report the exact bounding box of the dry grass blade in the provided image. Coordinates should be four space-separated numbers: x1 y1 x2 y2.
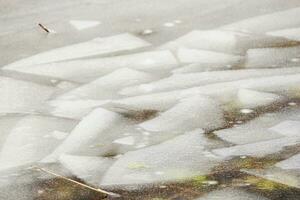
38 23 50 33
32 166 121 198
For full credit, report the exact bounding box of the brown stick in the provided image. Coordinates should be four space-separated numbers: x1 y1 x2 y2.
32 166 120 198
38 23 50 33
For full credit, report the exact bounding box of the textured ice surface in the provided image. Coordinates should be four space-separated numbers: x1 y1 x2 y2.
267 27 300 41
4 33 151 69
120 67 300 96
196 188 269 200
112 73 300 112
59 154 114 186
0 115 76 170
276 153 300 170
222 7 300 33
213 136 300 158
269 120 300 137
245 46 300 68
0 116 23 149
237 89 284 108
139 95 224 132
215 108 300 145
58 68 155 100
69 20 101 30
3 50 176 83
243 168 300 189
100 131 222 186
0 77 56 114
176 48 242 64
44 108 124 162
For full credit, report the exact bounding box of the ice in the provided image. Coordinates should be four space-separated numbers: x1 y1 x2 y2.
0 76 56 114
245 46 300 68
139 95 224 132
196 188 269 200
267 27 300 41
269 120 300 137
222 7 300 33
212 136 300 158
100 131 222 186
215 108 300 145
47 99 107 119
0 116 23 149
111 73 300 112
43 108 124 162
160 30 241 54
3 50 177 83
120 67 300 96
4 33 150 69
172 63 229 74
243 168 300 189
69 20 101 30
0 115 77 170
161 29 291 54
238 89 284 108
59 154 114 186
176 48 242 64
276 153 300 170
113 136 135 146
57 68 155 100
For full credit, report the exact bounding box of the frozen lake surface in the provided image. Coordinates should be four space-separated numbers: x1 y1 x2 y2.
1 0 300 199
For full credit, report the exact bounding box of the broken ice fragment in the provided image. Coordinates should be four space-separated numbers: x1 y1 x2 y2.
276 153 300 170
59 154 114 186
176 48 242 64
238 89 284 108
57 68 155 100
4 33 151 69
43 108 123 162
0 76 56 114
139 95 224 132
69 20 101 30
4 50 176 83
213 136 300 158
0 115 76 170
269 120 300 137
100 131 223 186
195 188 269 200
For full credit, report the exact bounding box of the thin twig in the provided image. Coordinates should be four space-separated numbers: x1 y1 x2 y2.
38 23 50 33
32 166 120 198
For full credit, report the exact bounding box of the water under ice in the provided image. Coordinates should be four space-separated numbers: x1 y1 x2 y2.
2 1 300 200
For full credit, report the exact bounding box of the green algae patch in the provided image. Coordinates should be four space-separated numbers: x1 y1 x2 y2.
245 176 289 191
